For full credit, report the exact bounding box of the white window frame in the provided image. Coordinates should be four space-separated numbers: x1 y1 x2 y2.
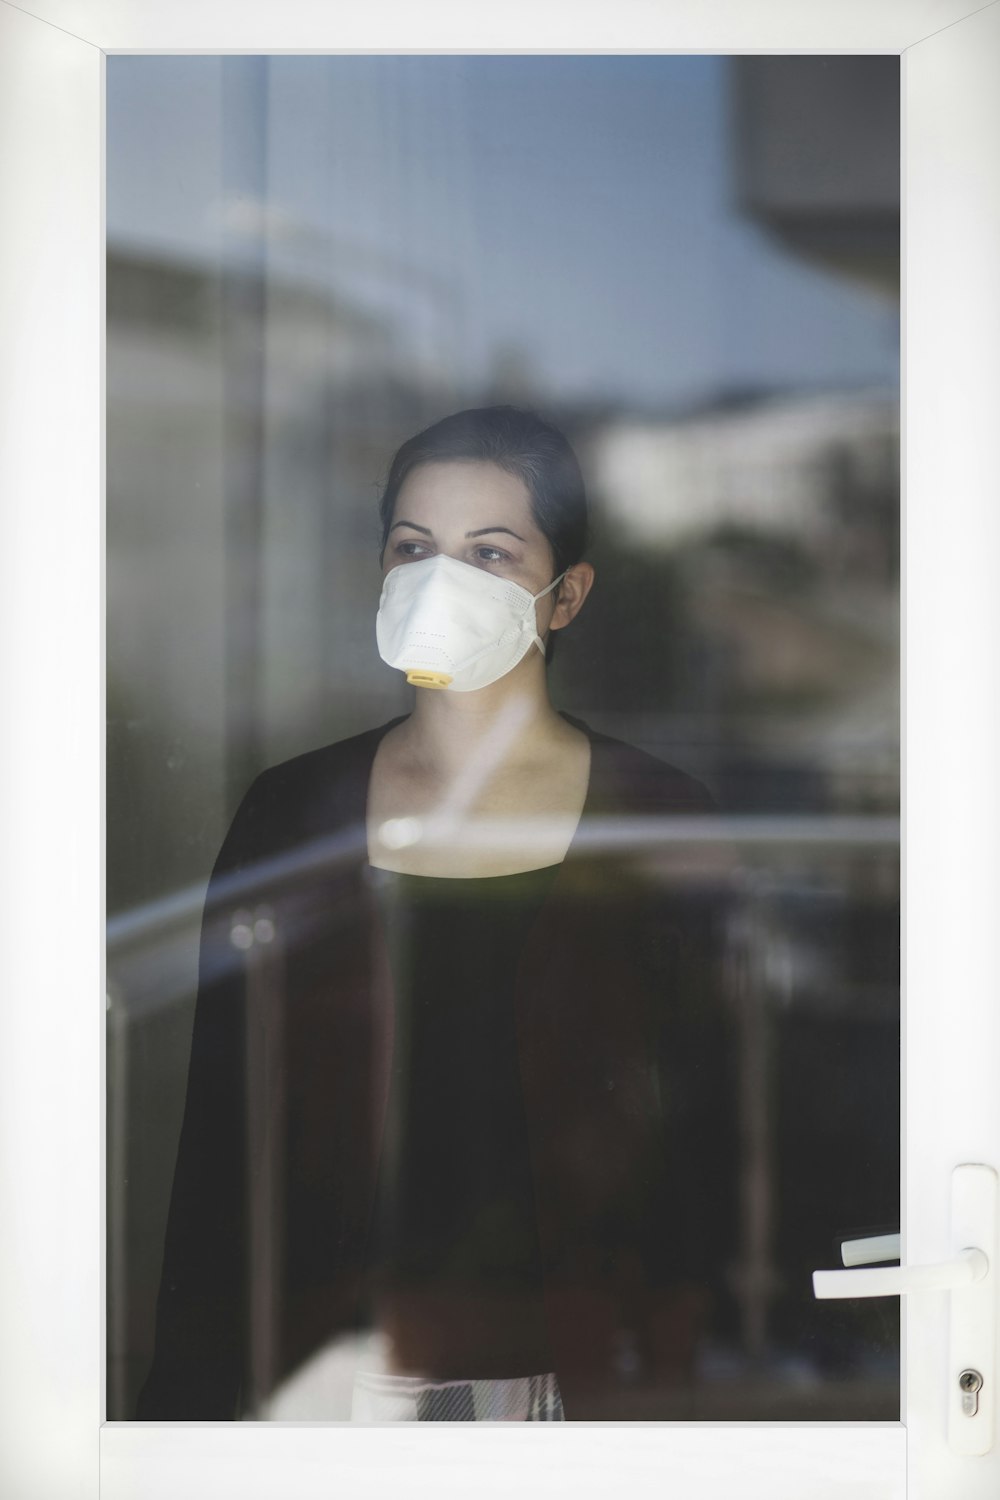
1 2 997 1497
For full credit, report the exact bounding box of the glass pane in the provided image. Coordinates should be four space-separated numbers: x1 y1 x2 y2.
106 54 899 1422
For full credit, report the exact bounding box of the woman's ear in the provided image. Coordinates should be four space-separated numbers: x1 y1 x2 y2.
551 562 596 631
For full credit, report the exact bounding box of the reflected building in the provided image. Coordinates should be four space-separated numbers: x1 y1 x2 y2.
107 244 459 908
586 389 898 555
729 55 900 300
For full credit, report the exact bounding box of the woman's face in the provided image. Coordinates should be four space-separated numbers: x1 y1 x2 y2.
382 460 560 597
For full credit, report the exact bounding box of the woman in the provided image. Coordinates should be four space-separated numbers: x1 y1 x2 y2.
137 405 731 1423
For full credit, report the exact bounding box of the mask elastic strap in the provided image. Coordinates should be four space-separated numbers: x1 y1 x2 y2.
534 568 568 603
530 568 569 656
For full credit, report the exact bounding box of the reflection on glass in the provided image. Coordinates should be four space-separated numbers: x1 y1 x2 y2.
107 54 899 1423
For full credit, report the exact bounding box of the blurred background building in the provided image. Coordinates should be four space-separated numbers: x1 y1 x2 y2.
107 54 899 1422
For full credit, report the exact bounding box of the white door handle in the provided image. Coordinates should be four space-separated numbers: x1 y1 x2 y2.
813 1245 987 1299
841 1231 900 1266
811 1163 998 1456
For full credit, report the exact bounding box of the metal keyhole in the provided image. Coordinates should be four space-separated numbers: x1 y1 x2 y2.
959 1368 983 1417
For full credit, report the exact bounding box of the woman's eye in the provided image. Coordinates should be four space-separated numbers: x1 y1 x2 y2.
395 541 508 565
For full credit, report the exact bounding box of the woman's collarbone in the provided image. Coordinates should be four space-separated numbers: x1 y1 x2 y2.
367 763 586 877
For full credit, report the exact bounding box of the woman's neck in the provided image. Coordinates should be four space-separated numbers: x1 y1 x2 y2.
394 676 571 786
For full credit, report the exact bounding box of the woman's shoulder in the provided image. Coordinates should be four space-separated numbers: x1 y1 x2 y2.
561 712 718 815
223 716 405 854
252 715 404 795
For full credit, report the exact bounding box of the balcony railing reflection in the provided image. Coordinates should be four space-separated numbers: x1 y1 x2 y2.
107 814 899 1421
107 813 898 959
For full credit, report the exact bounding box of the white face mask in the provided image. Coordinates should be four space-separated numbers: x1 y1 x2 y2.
376 552 569 692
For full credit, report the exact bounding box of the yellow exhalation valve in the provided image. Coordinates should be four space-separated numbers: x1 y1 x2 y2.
405 669 453 689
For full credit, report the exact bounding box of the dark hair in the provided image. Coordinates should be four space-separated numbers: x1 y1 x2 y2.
376 405 590 666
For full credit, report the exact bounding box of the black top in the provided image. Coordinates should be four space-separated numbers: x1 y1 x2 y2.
134 713 728 1416
360 860 562 1373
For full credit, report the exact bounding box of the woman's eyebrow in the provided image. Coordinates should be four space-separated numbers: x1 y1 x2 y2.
389 520 526 542
388 519 429 535
468 526 526 542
